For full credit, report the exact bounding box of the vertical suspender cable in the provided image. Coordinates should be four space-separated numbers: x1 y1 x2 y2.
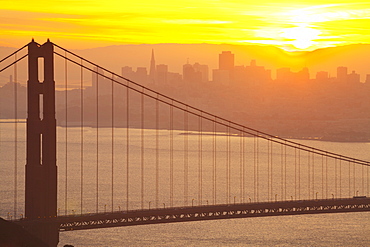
239 130 243 203
198 111 202 205
256 132 259 202
184 106 188 206
268 138 271 201
95 68 99 213
155 94 159 208
0 69 1 135
366 163 370 196
226 122 230 204
126 81 129 211
298 146 301 200
325 154 328 199
353 160 356 196
308 150 310 200
362 161 364 196
213 117 216 204
339 159 342 198
270 140 273 201
284 142 286 200
111 75 114 212
200 112 203 205
321 155 324 199
0 63 2 217
280 142 283 200
141 89 144 210
198 112 201 205
226 123 229 204
271 138 274 201
252 132 256 201
0 64 1 203
65 52 68 215
366 162 370 196
335 159 337 197
294 147 297 200
14 53 18 218
229 123 232 203
170 101 173 207
242 129 245 203
80 59 84 214
348 161 351 197
312 151 314 199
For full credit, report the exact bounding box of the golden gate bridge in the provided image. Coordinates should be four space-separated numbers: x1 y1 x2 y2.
0 40 369 246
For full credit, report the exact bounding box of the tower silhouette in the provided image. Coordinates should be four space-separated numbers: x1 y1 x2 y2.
25 39 58 247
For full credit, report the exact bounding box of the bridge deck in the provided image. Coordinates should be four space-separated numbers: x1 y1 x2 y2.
15 197 370 231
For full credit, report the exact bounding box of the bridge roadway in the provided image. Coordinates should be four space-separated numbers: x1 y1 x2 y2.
15 197 370 231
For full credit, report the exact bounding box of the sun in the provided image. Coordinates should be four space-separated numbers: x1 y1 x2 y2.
249 4 343 51
280 25 321 50
276 5 331 51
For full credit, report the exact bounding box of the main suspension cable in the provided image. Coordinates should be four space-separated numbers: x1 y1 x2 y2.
52 46 370 167
0 54 28 74
0 44 27 64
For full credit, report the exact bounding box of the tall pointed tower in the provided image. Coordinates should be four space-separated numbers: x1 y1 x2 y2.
26 39 59 246
149 49 156 83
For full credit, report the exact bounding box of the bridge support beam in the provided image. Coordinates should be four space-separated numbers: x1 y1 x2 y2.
25 40 58 247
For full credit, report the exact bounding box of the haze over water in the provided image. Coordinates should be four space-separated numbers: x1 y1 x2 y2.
0 123 369 246
59 127 370 247
55 127 370 246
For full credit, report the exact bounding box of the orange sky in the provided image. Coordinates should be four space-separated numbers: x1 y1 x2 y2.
1 0 370 51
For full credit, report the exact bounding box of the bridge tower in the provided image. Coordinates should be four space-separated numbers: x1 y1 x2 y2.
25 40 58 246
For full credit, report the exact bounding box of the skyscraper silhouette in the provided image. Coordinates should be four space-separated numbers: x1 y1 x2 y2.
337 66 348 83
149 49 156 83
219 51 234 70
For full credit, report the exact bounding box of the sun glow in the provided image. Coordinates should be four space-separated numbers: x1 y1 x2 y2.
1 1 370 51
280 26 321 50
276 5 334 50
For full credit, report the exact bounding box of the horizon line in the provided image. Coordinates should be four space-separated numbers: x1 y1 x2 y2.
1 41 369 53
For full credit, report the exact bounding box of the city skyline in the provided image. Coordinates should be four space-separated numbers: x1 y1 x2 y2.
118 49 369 86
1 43 370 90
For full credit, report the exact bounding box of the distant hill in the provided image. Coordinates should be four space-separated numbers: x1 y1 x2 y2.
0 46 16 56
